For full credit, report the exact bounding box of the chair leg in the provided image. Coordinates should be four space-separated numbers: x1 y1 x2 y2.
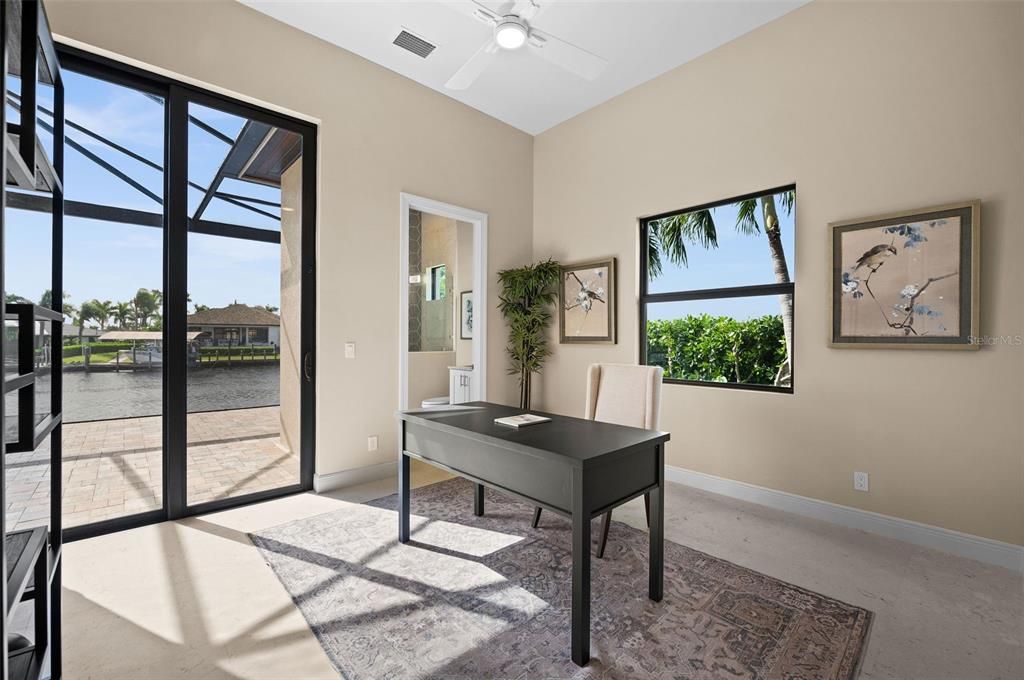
531 506 542 528
597 511 612 559
644 493 650 528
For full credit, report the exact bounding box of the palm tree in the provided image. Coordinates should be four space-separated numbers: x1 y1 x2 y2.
113 302 133 329
75 299 104 344
93 300 114 330
132 288 160 329
40 289 76 321
497 259 562 409
649 190 794 386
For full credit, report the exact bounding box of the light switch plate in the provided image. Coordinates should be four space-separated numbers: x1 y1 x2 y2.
344 343 356 359
367 435 378 452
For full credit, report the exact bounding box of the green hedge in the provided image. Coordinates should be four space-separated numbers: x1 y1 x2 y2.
62 342 134 359
196 345 276 355
646 314 785 386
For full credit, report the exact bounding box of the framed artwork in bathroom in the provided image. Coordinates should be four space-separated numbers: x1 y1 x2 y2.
559 258 616 343
460 290 474 339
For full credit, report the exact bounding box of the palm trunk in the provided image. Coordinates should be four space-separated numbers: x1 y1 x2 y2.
520 367 531 410
760 196 793 385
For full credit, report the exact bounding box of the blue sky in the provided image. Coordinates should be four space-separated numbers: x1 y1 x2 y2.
6 70 789 324
5 71 283 316
647 197 795 321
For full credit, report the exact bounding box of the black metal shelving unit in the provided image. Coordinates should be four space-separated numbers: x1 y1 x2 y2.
2 2 64 679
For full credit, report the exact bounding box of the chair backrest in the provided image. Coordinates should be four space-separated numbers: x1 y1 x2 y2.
584 363 663 430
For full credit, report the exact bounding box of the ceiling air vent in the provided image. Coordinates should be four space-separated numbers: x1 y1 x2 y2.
393 30 436 59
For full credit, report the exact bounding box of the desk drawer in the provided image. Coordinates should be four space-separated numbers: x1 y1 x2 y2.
586 446 659 514
403 422 572 512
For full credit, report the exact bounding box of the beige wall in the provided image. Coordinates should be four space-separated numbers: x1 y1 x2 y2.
48 0 534 477
278 160 301 455
533 1 1024 544
47 0 1022 545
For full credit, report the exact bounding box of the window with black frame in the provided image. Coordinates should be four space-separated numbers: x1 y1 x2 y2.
640 186 796 392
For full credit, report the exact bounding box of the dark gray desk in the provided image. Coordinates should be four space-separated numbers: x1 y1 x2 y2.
397 402 669 666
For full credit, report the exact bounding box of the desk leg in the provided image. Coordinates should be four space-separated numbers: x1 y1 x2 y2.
473 483 485 516
398 450 411 544
649 444 664 602
571 469 591 666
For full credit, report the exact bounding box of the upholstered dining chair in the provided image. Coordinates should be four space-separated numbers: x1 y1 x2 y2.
531 363 664 558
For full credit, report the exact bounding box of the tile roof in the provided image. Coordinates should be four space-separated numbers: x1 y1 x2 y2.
186 303 280 326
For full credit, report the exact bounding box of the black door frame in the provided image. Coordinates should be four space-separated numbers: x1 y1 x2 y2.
58 46 317 541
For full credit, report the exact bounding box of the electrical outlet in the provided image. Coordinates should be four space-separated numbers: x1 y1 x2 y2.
344 342 356 359
853 471 869 492
367 435 378 452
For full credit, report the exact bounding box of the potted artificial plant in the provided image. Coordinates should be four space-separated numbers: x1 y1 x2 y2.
497 259 561 409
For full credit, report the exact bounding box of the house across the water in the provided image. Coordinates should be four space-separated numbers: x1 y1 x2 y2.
187 302 280 346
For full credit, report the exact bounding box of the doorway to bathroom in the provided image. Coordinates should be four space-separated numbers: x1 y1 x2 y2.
398 195 487 412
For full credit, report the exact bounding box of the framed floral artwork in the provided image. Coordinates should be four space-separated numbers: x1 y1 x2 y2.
830 201 980 349
559 258 616 343
459 290 473 339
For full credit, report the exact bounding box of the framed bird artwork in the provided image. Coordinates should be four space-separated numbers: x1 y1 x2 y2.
559 258 616 343
830 201 980 349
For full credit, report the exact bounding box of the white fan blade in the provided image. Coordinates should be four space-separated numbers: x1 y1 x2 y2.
529 29 607 81
450 0 501 25
445 38 500 90
512 0 544 21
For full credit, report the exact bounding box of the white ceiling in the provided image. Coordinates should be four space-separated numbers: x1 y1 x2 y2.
239 1 808 135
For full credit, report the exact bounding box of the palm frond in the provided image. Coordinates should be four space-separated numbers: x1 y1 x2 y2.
683 209 718 249
735 199 760 235
777 189 795 217
654 216 688 268
652 209 717 271
646 224 663 278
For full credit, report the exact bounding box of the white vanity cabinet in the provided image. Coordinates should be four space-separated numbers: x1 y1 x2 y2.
449 366 474 405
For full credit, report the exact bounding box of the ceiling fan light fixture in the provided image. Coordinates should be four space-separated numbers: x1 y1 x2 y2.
494 17 528 50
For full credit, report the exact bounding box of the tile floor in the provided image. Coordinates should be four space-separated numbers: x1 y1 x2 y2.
5 406 298 530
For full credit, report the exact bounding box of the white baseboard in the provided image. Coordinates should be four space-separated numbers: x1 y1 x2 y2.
314 461 395 494
665 465 1023 572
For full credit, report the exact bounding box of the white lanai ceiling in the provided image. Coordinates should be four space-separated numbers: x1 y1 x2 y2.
239 1 808 135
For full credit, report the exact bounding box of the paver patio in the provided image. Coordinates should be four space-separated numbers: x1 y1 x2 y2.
5 406 298 530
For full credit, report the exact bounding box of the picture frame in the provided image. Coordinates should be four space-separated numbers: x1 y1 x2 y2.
459 290 474 340
830 200 980 349
559 258 616 344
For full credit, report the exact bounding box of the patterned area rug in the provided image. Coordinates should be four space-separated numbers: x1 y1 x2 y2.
251 479 871 679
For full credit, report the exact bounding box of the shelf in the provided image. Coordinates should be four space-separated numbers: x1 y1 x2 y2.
8 645 42 680
5 127 61 194
5 527 46 616
20 543 61 602
3 3 64 677
4 372 34 394
6 413 62 455
4 132 36 190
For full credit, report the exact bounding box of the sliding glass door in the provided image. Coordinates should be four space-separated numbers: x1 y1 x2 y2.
184 98 306 509
41 49 316 539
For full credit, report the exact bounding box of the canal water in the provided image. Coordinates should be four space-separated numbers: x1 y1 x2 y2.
63 364 281 422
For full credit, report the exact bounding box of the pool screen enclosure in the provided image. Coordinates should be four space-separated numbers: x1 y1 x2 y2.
6 45 317 541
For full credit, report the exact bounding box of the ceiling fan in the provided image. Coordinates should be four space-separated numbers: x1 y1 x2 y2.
445 0 608 90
